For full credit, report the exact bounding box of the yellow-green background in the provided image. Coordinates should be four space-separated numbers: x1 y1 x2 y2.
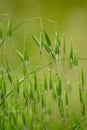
0 0 87 125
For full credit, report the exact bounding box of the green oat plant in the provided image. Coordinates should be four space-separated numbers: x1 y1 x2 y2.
0 15 87 130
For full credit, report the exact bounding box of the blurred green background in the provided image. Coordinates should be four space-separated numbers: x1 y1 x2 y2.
0 0 87 69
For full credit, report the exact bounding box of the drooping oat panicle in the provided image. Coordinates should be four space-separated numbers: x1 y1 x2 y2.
43 29 56 59
7 19 12 38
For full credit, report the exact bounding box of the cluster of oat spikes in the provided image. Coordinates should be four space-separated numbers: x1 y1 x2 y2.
0 16 87 130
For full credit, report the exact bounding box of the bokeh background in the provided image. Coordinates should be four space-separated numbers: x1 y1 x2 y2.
0 0 87 69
